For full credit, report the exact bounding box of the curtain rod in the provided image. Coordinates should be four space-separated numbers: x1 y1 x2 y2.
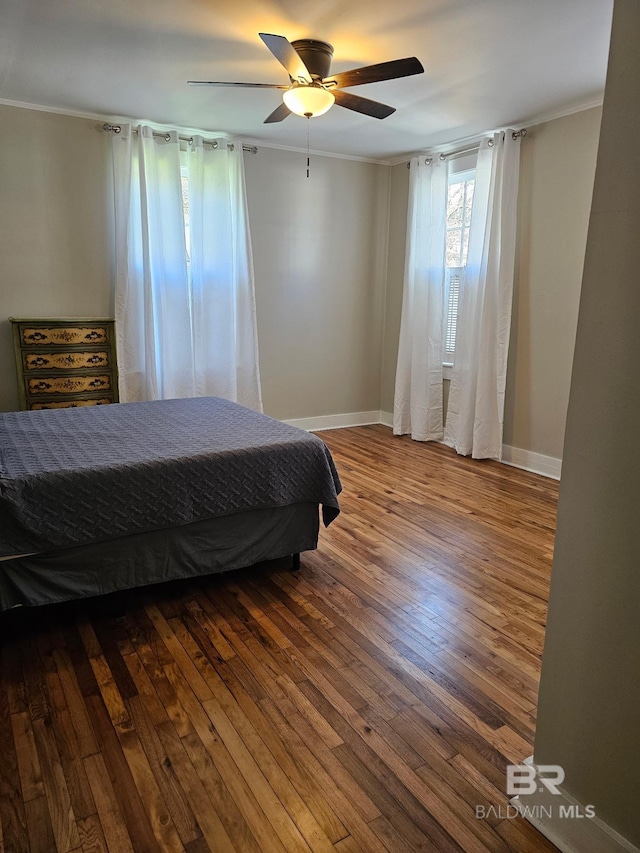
101 123 257 154
408 129 527 167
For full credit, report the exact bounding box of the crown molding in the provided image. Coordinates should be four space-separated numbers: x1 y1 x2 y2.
386 96 605 167
0 92 604 168
240 136 391 165
0 97 391 165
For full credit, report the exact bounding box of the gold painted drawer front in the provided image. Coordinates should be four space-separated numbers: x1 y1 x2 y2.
24 350 111 371
30 398 113 410
27 374 112 396
21 326 109 346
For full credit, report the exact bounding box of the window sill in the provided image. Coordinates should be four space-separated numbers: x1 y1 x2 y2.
443 363 453 380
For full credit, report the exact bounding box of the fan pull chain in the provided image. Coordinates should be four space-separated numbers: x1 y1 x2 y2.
306 116 310 178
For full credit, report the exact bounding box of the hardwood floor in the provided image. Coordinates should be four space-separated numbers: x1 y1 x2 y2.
0 425 561 852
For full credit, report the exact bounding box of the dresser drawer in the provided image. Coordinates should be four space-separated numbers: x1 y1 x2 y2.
24 350 112 371
26 374 112 397
29 397 114 410
19 324 111 347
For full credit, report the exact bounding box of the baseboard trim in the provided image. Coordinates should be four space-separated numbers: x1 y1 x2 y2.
511 757 639 853
284 412 562 479
501 445 561 480
284 411 384 432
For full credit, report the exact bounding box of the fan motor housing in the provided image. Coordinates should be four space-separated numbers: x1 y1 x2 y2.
291 39 334 80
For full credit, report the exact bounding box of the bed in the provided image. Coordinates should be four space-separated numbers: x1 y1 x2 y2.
0 396 341 610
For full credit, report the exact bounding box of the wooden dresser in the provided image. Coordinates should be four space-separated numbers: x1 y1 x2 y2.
11 318 119 411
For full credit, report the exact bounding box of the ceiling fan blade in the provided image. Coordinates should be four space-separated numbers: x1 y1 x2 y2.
324 56 424 89
188 81 288 89
259 33 312 83
264 102 292 124
332 89 395 119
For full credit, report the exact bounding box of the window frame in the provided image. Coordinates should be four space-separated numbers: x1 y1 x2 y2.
443 158 476 371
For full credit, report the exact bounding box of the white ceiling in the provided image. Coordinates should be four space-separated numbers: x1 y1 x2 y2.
0 0 614 161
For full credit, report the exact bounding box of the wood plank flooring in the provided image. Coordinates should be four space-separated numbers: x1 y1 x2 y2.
0 425 560 852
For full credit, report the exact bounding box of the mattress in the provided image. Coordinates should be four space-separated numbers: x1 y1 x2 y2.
0 396 341 557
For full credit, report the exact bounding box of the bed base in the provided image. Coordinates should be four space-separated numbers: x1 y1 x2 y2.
0 503 318 611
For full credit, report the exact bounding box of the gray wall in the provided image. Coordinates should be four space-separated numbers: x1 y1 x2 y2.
0 100 603 468
380 160 409 415
244 146 388 421
505 106 602 459
534 0 640 844
0 107 114 412
0 107 388 419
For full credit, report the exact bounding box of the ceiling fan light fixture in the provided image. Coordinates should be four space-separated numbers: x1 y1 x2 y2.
283 84 335 117
189 33 425 124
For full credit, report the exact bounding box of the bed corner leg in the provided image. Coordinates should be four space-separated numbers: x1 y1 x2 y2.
291 553 301 572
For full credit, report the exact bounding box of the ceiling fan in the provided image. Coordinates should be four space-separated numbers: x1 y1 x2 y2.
188 33 424 123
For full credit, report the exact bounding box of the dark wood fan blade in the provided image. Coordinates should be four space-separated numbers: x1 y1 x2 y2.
324 56 424 89
332 89 395 119
188 81 288 89
264 102 292 123
259 33 312 83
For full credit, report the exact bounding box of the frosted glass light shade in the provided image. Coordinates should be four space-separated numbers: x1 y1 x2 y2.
283 85 335 117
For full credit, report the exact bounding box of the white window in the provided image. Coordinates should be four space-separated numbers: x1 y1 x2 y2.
444 166 475 363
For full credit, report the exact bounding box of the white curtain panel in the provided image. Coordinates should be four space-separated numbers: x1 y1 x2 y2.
186 136 262 410
112 125 190 402
112 125 262 410
393 156 448 441
444 131 521 459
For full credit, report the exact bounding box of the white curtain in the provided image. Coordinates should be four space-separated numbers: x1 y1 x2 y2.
393 156 448 441
444 131 521 459
112 124 262 410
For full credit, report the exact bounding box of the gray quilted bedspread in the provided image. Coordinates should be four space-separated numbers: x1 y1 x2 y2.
0 397 341 557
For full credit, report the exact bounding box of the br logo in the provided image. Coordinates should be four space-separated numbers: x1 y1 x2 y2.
507 764 565 796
